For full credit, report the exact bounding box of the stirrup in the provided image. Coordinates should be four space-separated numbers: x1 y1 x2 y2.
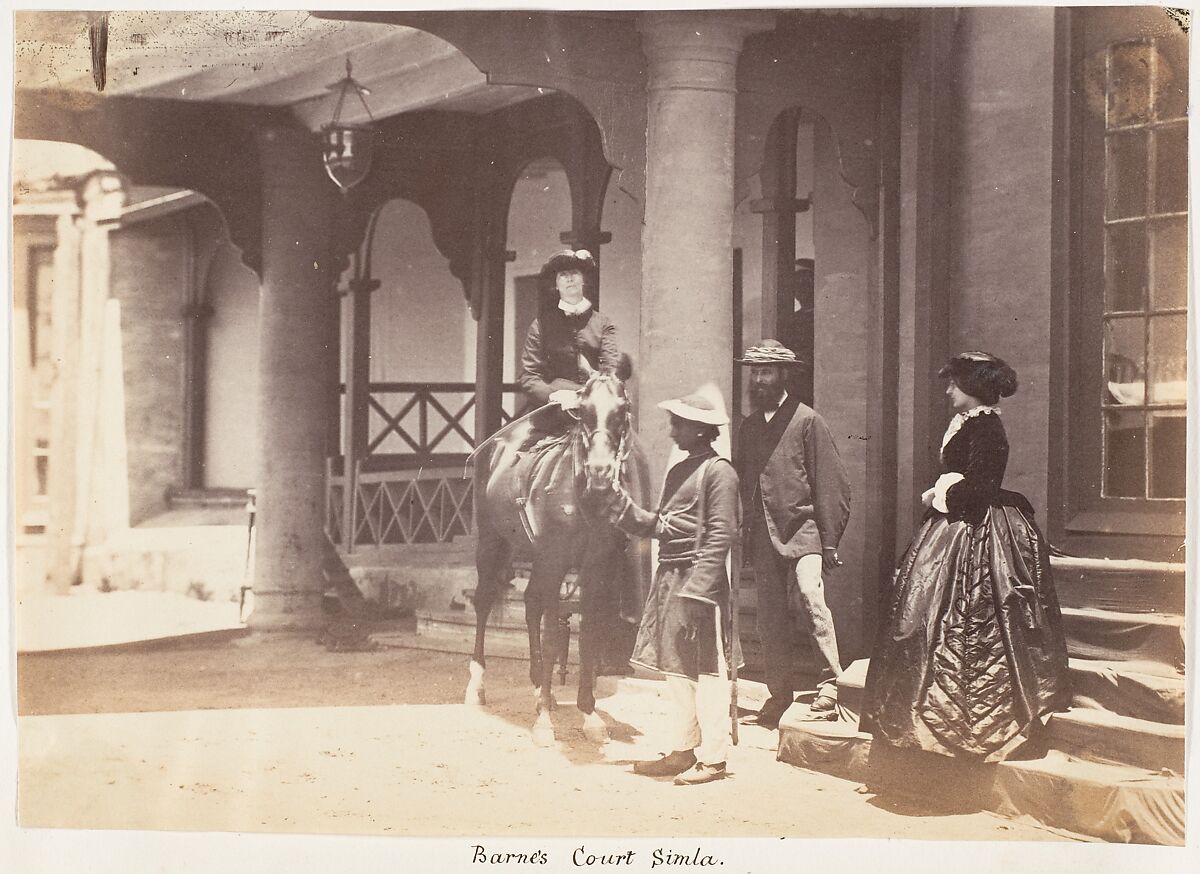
515 497 538 543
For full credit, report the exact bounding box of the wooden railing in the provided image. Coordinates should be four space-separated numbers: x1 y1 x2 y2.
327 463 474 547
346 381 519 465
329 382 520 548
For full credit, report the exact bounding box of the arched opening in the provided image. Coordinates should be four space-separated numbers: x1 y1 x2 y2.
734 104 877 666
735 108 819 410
505 158 574 389
332 197 481 546
337 197 476 466
328 89 617 550
12 137 259 599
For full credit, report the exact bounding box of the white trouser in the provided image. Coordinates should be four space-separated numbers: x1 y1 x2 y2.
666 674 731 766
792 552 842 693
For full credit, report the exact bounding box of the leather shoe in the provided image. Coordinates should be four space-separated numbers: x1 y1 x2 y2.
808 690 838 716
801 691 840 715
674 761 727 785
633 749 696 777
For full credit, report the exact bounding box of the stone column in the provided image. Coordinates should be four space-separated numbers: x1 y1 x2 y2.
250 126 338 628
44 175 125 593
753 107 803 343
45 211 82 594
636 11 774 477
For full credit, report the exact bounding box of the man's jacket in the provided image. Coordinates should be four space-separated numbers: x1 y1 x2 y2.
736 397 851 559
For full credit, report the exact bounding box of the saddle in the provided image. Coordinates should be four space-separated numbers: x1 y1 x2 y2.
512 433 576 544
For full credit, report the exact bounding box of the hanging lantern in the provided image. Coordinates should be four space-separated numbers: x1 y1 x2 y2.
320 58 375 194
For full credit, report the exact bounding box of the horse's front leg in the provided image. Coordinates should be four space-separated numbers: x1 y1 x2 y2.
576 528 622 742
524 580 547 697
576 574 612 743
466 527 511 706
526 590 559 748
527 548 572 747
538 599 563 714
575 554 602 717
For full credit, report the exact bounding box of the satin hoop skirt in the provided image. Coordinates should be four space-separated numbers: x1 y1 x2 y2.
860 500 1071 761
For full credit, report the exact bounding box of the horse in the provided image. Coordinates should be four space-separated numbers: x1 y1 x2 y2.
465 362 647 746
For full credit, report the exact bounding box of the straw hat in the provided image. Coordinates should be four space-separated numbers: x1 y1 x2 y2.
735 339 806 366
657 383 729 426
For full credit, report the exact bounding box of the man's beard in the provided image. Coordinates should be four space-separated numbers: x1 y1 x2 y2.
749 384 785 411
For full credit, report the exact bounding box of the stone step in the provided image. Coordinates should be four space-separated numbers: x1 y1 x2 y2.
775 718 1185 845
341 538 478 566
1061 607 1184 669
991 750 1185 846
796 658 1184 775
348 563 478 614
776 715 872 784
1045 707 1185 774
418 601 580 638
836 657 1186 726
835 655 1184 743
1067 659 1185 724
407 616 582 668
1049 556 1185 614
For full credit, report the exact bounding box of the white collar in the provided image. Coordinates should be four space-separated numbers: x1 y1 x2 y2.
940 405 1000 454
763 391 789 423
558 297 593 317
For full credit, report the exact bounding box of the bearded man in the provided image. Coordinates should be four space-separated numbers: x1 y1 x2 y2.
735 340 851 728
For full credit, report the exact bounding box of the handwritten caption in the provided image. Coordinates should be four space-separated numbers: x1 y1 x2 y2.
471 845 722 868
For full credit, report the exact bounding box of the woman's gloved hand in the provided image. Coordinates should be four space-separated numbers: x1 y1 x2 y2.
549 389 581 411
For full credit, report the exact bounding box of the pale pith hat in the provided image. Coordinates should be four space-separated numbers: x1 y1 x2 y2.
657 383 729 426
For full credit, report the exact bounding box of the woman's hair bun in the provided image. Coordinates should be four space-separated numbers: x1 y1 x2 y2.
993 362 1018 398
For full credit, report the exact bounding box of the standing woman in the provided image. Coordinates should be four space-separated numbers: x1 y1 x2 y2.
860 352 1070 765
602 386 741 785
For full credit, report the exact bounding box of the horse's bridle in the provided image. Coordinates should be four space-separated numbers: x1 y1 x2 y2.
576 377 632 487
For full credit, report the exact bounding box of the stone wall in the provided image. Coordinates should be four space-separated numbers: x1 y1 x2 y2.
109 218 189 525
810 117 873 662
948 6 1058 515
203 238 260 489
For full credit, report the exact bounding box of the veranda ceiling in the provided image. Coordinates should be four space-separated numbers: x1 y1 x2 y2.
13 11 543 129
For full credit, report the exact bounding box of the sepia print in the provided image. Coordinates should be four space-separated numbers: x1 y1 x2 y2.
6 5 1195 870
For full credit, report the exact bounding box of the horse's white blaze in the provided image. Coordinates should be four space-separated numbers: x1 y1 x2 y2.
583 377 626 486
582 710 608 743
464 659 486 706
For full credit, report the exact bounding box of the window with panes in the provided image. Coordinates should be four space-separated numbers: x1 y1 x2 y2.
1070 7 1188 538
1099 37 1188 501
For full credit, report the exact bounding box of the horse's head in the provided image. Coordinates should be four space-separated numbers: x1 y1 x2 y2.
577 356 633 490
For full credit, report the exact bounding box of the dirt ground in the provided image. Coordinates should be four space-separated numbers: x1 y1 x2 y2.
16 628 1073 842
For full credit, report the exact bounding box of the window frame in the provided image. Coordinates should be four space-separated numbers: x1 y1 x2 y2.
1064 7 1188 540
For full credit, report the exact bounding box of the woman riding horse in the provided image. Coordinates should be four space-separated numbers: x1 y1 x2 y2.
465 253 643 745
517 249 621 448
518 249 640 668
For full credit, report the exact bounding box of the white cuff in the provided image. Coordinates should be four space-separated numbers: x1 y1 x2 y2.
931 472 965 514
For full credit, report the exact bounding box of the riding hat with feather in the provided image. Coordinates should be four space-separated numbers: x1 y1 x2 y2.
540 248 597 277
